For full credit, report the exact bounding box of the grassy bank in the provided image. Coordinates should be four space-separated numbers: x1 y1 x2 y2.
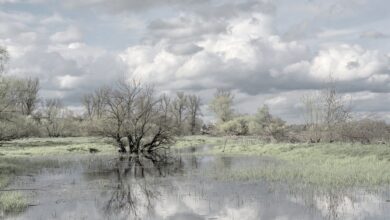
176 136 390 187
0 137 116 215
179 136 390 188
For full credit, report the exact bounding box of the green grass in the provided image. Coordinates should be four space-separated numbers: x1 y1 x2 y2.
209 141 390 187
0 192 28 214
173 135 223 149
175 136 390 187
0 137 116 157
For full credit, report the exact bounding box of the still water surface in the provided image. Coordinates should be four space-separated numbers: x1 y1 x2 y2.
8 146 390 220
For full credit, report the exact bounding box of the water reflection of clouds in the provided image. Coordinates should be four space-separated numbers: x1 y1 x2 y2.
10 155 390 220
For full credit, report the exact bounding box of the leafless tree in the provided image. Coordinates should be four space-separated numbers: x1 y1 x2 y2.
82 93 94 119
97 81 175 154
41 99 64 137
301 76 351 143
93 88 108 119
187 94 202 135
100 86 127 152
322 80 351 142
171 92 188 135
17 78 40 115
301 93 323 143
339 118 389 144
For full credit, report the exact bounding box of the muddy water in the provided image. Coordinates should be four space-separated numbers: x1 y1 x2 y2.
8 149 390 220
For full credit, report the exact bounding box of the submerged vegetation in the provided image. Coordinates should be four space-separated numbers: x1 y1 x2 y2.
0 137 115 215
176 136 390 188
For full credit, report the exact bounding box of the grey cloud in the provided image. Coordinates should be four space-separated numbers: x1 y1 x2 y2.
360 31 389 39
62 0 211 13
167 43 203 55
147 15 227 42
2 0 390 122
9 48 126 105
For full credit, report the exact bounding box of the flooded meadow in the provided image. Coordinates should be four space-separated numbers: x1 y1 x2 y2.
3 143 390 220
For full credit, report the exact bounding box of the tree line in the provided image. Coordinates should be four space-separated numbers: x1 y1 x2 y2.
206 84 390 144
1 46 389 151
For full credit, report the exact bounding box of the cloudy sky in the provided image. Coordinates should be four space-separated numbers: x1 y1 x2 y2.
1 0 390 123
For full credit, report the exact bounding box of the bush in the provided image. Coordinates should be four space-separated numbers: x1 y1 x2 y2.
339 119 389 144
219 117 250 136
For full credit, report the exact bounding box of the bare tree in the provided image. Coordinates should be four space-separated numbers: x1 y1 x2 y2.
17 78 40 115
322 80 351 142
93 88 108 119
100 86 127 152
187 94 202 135
301 92 323 143
41 99 64 137
97 81 174 154
339 118 389 144
171 92 187 135
301 77 351 143
82 93 94 119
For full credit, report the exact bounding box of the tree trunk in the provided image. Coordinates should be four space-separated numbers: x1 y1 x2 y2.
116 136 126 153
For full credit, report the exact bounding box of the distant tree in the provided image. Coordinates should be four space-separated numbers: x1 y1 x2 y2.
301 77 351 143
251 105 286 141
322 80 351 142
220 116 249 136
209 89 234 123
93 88 108 119
17 78 40 115
187 94 202 135
41 99 64 137
0 48 18 141
0 46 9 75
82 93 94 119
301 93 323 143
339 118 389 144
171 92 188 135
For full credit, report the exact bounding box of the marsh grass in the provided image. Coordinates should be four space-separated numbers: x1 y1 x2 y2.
0 137 116 157
0 137 117 215
178 136 390 187
173 136 222 149
0 192 28 214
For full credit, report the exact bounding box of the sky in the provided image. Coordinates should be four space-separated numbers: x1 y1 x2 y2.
1 0 390 123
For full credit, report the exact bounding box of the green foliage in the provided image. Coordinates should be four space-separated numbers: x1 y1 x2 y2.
209 89 234 123
219 116 250 136
250 105 286 141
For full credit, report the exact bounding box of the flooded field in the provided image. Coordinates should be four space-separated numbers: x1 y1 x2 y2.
4 146 390 220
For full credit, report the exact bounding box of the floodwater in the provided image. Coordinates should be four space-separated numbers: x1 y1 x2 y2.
7 146 390 220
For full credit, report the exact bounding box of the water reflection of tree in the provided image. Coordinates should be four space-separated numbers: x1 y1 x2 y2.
103 153 184 219
292 186 359 220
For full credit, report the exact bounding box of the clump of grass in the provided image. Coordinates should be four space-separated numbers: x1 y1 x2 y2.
0 175 11 190
0 192 28 214
0 137 116 157
173 136 222 149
